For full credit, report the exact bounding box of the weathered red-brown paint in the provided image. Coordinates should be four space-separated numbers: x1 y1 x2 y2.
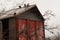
16 19 27 40
16 19 45 40
27 20 36 40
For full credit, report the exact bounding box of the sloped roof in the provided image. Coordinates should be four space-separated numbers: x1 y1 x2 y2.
0 5 44 21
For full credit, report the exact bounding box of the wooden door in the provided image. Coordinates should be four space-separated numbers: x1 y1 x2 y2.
16 19 45 40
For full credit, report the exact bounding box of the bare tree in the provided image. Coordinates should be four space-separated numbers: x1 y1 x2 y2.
44 10 60 40
43 10 55 28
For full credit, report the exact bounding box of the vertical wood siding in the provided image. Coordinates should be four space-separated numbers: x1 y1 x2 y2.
16 19 27 40
16 19 45 40
9 18 16 40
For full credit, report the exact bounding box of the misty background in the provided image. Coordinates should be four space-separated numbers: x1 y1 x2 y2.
0 0 60 40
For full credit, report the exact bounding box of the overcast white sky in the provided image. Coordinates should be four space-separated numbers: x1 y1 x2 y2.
0 0 60 25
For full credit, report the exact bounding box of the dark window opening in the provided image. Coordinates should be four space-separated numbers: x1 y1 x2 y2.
2 19 9 40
